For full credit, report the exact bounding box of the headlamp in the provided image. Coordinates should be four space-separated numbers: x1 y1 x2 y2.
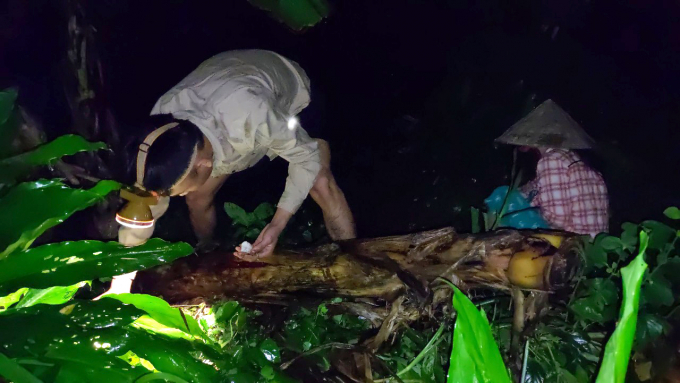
116 122 179 230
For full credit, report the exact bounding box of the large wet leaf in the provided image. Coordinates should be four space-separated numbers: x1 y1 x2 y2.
104 293 209 342
0 179 120 258
0 301 217 382
0 300 143 356
444 281 512 383
595 231 649 383
248 0 329 31
0 135 106 186
0 239 192 294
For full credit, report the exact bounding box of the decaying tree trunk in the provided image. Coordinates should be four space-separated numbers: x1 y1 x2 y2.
135 227 580 380
135 227 580 304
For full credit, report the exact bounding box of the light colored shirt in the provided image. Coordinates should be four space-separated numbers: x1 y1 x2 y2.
151 49 321 214
119 50 321 247
523 149 609 236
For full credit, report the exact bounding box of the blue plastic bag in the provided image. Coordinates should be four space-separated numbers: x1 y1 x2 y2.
484 186 550 229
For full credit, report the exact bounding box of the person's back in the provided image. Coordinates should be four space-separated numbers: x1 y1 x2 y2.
534 149 609 236
154 50 311 122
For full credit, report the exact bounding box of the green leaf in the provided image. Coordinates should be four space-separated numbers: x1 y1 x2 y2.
225 202 250 226
0 239 193 294
0 352 43 383
0 135 106 185
663 207 680 220
0 288 29 311
67 300 145 329
635 313 670 350
259 339 280 363
261 365 275 380
103 294 209 342
443 281 512 383
245 228 262 240
248 0 330 31
585 239 608 269
600 236 623 251
14 282 88 309
620 223 639 250
595 231 649 383
253 203 275 221
0 303 216 382
0 180 121 258
0 88 18 127
570 278 619 324
641 220 675 250
642 273 674 308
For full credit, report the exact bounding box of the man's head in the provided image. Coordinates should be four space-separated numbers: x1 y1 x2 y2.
138 115 214 196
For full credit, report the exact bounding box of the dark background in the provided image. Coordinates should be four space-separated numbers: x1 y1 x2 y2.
2 0 679 240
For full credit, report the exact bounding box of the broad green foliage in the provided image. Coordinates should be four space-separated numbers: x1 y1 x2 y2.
0 135 106 189
380 324 449 382
0 239 192 294
0 301 218 382
595 232 649 383
570 278 619 323
195 300 297 382
0 179 120 258
570 210 679 354
248 0 329 30
281 300 369 371
104 293 209 342
225 201 275 241
444 281 512 383
11 282 89 310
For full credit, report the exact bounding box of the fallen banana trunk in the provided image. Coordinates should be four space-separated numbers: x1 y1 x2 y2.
133 228 581 304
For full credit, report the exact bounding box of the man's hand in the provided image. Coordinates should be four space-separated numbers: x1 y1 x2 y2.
234 207 292 260
234 223 283 260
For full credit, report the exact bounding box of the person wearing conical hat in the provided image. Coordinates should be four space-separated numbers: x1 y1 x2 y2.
496 99 609 236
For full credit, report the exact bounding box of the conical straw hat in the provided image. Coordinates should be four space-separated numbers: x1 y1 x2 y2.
495 99 595 149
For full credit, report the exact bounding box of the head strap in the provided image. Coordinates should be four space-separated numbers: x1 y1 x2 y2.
135 122 180 189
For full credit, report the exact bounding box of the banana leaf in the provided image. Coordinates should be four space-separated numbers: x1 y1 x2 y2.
0 239 192 295
248 0 329 30
443 280 512 383
0 135 106 186
595 232 649 383
0 179 120 258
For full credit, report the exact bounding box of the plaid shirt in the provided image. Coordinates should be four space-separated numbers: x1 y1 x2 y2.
522 149 609 236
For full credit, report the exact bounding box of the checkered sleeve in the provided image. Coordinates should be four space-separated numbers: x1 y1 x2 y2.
535 154 572 230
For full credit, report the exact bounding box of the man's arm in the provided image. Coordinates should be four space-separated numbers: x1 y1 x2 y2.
185 174 229 243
